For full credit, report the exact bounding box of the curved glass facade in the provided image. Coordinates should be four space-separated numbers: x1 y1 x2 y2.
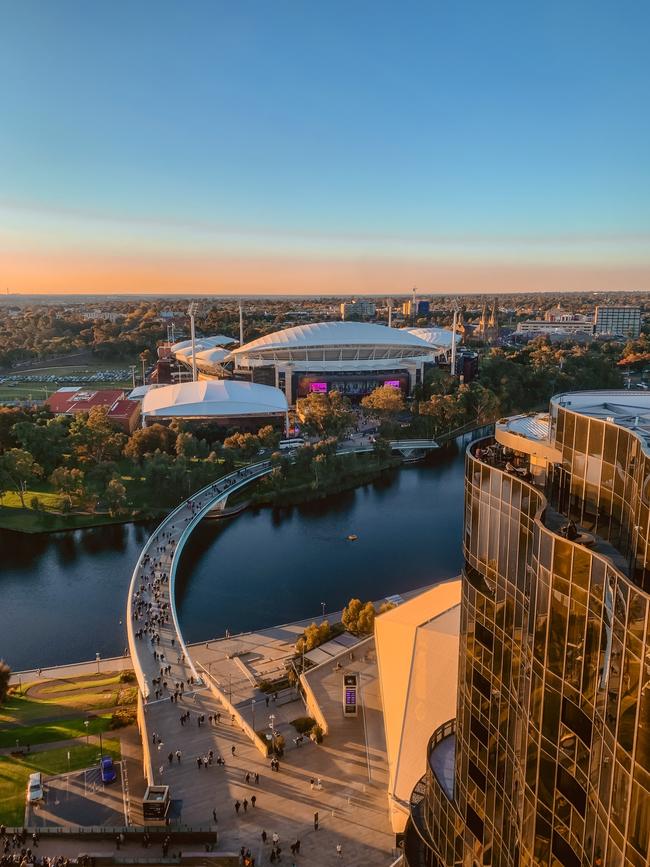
405 394 650 867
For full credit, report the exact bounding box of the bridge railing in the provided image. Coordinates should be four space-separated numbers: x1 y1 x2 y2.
126 460 273 700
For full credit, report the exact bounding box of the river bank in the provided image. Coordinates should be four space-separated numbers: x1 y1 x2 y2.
1 439 469 670
236 450 402 507
0 448 402 533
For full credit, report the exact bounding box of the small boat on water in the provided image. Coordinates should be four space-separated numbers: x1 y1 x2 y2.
346 534 358 541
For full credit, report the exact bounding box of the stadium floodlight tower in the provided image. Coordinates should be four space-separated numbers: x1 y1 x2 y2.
187 301 199 382
450 297 462 375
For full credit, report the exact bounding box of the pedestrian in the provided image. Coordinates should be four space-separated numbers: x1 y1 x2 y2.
176 750 182 764
272 833 279 845
168 752 173 765
295 839 300 854
314 812 319 831
235 800 241 815
310 778 315 790
336 843 342 857
255 772 260 784
231 745 236 756
203 755 209 768
251 795 256 808
212 809 217 823
245 772 250 784
197 757 202 770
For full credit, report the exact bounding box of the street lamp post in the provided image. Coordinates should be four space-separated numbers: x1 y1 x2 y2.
251 699 256 731
269 714 276 754
95 652 101 674
321 601 326 618
84 719 89 745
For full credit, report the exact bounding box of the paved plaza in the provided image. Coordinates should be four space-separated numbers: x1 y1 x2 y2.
125 468 398 864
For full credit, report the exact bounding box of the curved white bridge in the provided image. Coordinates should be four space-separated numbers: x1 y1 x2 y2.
126 438 439 703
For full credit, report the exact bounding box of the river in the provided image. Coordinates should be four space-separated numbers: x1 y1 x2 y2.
0 441 468 671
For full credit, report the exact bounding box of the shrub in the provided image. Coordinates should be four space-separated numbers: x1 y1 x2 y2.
295 620 331 654
119 670 137 683
311 723 324 744
109 706 137 729
291 716 316 734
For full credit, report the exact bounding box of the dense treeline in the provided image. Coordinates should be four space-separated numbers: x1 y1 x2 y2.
0 404 281 522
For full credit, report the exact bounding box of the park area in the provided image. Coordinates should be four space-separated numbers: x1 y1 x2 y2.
0 672 136 825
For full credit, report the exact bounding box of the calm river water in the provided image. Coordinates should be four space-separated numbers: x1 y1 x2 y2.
0 442 468 671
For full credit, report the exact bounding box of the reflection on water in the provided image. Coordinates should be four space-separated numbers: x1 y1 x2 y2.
176 446 466 643
1 442 468 671
0 522 153 671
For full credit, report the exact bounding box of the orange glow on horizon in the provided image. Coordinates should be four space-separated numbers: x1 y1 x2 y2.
1 247 649 296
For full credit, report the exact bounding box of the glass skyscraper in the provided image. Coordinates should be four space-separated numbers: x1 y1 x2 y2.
405 391 650 867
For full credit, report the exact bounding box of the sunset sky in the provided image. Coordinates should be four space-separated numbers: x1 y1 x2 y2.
1 1 649 295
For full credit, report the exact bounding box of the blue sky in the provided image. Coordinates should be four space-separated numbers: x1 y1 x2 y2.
0 0 649 293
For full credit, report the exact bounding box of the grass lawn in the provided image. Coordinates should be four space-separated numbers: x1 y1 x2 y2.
0 739 121 826
35 675 123 697
0 506 128 533
1 674 132 726
0 714 113 749
0 674 137 732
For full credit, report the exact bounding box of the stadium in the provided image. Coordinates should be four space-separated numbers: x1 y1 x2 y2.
141 380 289 431
171 321 456 404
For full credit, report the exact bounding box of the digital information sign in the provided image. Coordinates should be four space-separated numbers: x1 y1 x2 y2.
343 673 358 716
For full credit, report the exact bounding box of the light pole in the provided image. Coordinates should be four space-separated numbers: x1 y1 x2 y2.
251 699 256 731
321 601 326 618
84 719 89 745
269 714 276 754
188 302 199 382
95 652 101 674
130 365 137 389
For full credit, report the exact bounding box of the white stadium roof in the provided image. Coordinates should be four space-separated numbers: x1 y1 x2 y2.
142 380 288 419
194 347 230 364
230 321 433 355
404 327 460 348
172 335 237 354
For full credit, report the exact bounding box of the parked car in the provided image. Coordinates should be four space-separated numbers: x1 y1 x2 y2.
100 756 116 784
26 772 44 803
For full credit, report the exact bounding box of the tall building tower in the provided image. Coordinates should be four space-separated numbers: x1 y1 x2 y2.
405 390 650 867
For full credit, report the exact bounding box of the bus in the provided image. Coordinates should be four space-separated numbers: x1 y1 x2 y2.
279 437 306 451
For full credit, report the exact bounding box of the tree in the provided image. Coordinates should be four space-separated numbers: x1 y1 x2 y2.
69 406 126 464
50 467 85 503
258 425 281 450
296 621 331 654
342 598 376 635
224 432 261 459
296 391 355 438
105 478 128 515
0 408 28 452
0 449 43 507
175 431 201 459
0 660 11 704
124 424 177 459
12 417 68 474
361 386 405 419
